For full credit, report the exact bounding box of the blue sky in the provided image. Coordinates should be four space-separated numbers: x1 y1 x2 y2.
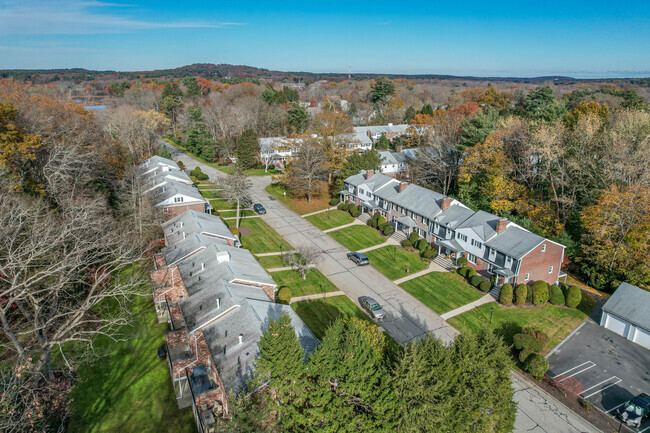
1 0 649 77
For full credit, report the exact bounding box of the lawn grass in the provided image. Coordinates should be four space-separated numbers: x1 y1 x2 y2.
218 209 255 218
399 272 484 314
238 218 291 254
364 246 428 280
265 183 331 215
209 199 237 210
218 166 282 176
328 225 386 251
256 254 286 269
199 189 222 199
271 269 339 297
305 209 354 230
291 296 373 339
67 296 194 433
448 302 587 352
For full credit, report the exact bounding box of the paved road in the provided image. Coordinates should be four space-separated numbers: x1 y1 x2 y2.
164 141 600 433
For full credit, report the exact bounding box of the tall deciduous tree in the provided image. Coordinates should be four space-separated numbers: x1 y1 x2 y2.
217 171 252 228
286 138 327 203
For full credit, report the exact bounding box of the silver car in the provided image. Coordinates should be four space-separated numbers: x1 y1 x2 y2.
359 296 386 319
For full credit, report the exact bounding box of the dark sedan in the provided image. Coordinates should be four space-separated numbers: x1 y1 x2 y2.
253 203 266 214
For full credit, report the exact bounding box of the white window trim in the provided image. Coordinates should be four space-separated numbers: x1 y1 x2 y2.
525 273 530 281
467 253 477 265
548 266 553 274
541 244 546 252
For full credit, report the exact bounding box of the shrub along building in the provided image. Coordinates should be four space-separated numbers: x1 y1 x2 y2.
149 208 318 431
139 156 211 219
341 170 565 286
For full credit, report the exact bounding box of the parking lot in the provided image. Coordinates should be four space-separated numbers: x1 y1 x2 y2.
547 320 650 432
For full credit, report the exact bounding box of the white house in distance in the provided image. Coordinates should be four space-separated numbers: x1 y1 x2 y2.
600 282 650 350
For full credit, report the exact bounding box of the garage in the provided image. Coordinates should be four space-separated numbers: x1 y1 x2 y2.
600 282 650 350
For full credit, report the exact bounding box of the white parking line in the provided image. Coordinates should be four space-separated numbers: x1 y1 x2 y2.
581 377 622 399
639 425 650 433
557 363 596 382
606 402 624 413
551 361 595 379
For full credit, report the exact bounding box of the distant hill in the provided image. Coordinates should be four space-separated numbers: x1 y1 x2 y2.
1 63 649 87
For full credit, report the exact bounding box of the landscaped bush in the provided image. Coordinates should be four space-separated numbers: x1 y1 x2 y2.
514 284 527 306
177 160 185 170
513 333 545 353
578 292 596 316
523 354 549 381
372 212 381 220
377 216 386 226
191 166 203 177
499 283 513 305
518 348 534 363
416 239 428 251
565 285 582 308
378 223 388 231
190 175 198 183
329 198 339 206
458 267 470 277
408 231 419 244
456 256 468 267
479 280 491 292
549 285 565 305
526 284 533 303
470 275 484 287
422 248 437 259
466 268 477 278
531 281 550 305
337 203 346 210
277 287 292 305
196 172 208 181
350 207 361 217
401 239 412 248
382 225 395 236
559 283 569 296
367 219 377 228
522 327 549 348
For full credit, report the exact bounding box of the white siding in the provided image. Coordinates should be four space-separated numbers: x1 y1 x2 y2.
633 327 650 349
603 312 630 337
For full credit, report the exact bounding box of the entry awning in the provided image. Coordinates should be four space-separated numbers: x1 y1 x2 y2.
437 238 464 253
339 190 352 196
361 200 380 210
495 268 516 278
395 215 418 228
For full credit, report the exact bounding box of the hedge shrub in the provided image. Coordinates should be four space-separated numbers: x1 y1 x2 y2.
470 275 484 287
456 256 468 267
549 285 565 305
408 231 419 244
524 354 549 381
466 268 477 279
196 172 208 181
191 166 203 177
416 239 428 251
337 203 346 210
526 284 533 303
329 198 339 206
499 283 513 305
523 327 549 349
401 239 412 248
479 280 491 292
578 292 596 316
382 225 395 236
565 285 582 308
350 207 361 218
514 284 527 306
518 348 534 363
513 334 545 353
190 175 198 183
422 249 437 259
377 216 386 226
458 267 470 277
276 287 292 305
367 219 377 228
531 281 550 306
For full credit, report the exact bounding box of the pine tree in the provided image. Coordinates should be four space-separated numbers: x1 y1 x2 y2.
235 128 259 170
459 108 499 150
404 106 417 123
420 103 434 116
375 134 391 149
287 102 310 133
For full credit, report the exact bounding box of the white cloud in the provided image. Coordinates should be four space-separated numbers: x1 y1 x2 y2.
0 0 244 35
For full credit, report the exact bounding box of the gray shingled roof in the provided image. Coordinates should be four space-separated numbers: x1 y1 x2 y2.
353 124 410 135
148 179 205 207
144 167 192 186
602 282 650 330
374 181 446 219
202 299 319 394
485 225 544 259
433 205 475 229
456 210 499 241
162 210 237 245
162 233 227 265
138 155 180 172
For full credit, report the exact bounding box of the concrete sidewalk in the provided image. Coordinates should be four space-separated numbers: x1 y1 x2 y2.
290 291 346 304
393 262 448 284
266 265 316 272
301 207 337 217
322 219 363 233
255 250 295 257
440 294 495 320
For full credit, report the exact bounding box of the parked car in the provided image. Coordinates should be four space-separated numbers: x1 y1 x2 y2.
242 196 253 206
616 393 650 428
359 296 386 319
347 252 369 266
253 203 266 214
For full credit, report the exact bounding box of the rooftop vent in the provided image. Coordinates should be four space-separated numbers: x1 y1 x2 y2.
216 251 230 263
238 334 243 345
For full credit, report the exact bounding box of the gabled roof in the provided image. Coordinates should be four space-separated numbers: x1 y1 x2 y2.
433 205 475 229
374 181 446 218
162 232 227 265
455 210 499 241
147 179 205 207
202 299 319 394
162 210 237 245
342 131 373 146
353 124 410 135
143 167 192 186
138 155 180 171
602 282 650 330
485 225 545 259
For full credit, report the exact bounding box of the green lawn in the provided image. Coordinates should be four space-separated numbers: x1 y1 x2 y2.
67 296 194 433
209 199 237 210
239 218 291 254
305 210 354 230
218 166 282 176
400 272 484 314
328 225 386 251
199 189 221 199
271 269 338 297
448 302 587 352
218 209 255 218
291 296 373 339
364 246 428 280
256 254 286 269
265 184 332 215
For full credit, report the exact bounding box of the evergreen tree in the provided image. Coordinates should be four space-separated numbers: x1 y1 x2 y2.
375 134 391 149
254 313 307 430
287 102 310 133
182 77 202 100
420 103 434 116
235 128 259 170
459 108 499 150
334 150 382 192
403 106 417 123
369 77 396 104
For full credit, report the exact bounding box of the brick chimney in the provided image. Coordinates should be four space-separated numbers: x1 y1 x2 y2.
496 217 508 234
441 197 451 211
398 181 408 193
396 145 403 153
366 169 374 179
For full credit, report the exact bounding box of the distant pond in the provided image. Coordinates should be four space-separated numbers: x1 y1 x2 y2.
71 99 115 111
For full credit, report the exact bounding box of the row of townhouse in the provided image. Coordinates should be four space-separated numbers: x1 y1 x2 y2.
138 157 319 432
378 146 419 178
139 155 211 219
341 170 566 286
